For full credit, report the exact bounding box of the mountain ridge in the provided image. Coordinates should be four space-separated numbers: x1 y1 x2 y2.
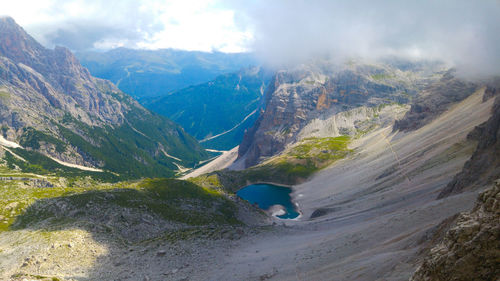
77 47 257 99
0 17 208 179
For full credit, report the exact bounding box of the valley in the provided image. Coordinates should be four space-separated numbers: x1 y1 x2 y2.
2 82 497 280
1 6 499 281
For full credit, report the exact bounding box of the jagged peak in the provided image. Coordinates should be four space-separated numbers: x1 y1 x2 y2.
0 18 92 84
0 16 37 42
0 15 16 22
0 16 46 65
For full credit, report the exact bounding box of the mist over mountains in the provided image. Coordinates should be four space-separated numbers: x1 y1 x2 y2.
0 1 499 280
230 0 500 77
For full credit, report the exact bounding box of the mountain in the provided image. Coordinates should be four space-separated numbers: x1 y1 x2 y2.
76 48 257 100
0 17 209 180
393 71 478 131
144 67 271 150
198 67 499 280
237 60 446 168
2 31 499 280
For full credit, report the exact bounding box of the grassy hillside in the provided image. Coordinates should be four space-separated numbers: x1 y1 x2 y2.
193 136 352 192
55 106 209 179
0 173 240 233
1 96 211 181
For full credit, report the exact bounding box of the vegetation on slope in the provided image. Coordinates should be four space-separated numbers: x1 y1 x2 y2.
144 68 269 150
19 127 66 153
3 111 210 181
4 149 118 182
0 173 240 232
197 136 352 192
50 107 209 180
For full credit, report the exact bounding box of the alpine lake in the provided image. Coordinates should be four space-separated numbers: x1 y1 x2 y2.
236 184 300 219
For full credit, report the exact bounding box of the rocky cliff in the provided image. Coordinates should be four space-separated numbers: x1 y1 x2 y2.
411 180 500 281
238 61 444 168
438 86 500 198
0 17 208 179
394 71 478 132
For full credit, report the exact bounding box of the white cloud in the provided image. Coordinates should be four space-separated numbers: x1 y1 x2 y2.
1 0 499 77
137 1 253 52
0 0 251 52
230 0 500 76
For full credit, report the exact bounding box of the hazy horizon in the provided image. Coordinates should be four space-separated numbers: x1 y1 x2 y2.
2 0 499 76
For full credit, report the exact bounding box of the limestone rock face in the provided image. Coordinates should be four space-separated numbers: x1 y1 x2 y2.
411 180 500 281
238 62 444 168
0 16 129 129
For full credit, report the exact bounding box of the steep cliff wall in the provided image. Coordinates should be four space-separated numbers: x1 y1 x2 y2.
439 88 500 198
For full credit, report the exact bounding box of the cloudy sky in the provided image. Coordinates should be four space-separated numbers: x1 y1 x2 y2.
2 0 500 75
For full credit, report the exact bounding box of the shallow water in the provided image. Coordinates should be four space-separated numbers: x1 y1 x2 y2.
236 184 299 219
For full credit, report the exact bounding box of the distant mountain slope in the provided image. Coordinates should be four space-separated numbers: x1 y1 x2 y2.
0 17 209 180
144 67 271 150
77 48 257 100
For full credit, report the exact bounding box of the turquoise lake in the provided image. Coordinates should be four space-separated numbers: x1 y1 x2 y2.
236 184 300 219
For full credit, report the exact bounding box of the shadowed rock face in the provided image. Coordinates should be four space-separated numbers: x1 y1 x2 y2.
394 71 478 132
438 90 500 198
411 181 500 281
237 62 443 168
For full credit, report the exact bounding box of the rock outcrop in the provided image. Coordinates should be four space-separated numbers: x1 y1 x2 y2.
411 180 500 281
394 71 478 132
0 16 123 126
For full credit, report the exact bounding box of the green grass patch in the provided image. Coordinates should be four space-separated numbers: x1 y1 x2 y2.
212 136 352 191
5 178 240 232
0 173 111 231
371 73 394 80
188 174 223 192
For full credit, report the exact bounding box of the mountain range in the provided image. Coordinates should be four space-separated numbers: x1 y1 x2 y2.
144 67 271 150
77 48 257 100
0 17 208 180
